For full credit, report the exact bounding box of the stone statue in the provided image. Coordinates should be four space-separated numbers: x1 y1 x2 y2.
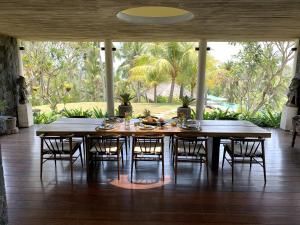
287 73 300 107
16 76 28 104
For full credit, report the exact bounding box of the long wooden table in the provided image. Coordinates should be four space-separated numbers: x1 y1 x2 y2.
36 118 271 172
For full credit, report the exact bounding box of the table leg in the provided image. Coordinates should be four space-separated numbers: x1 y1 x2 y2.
207 137 221 173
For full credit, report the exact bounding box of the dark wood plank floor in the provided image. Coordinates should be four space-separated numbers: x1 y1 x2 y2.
1 126 300 225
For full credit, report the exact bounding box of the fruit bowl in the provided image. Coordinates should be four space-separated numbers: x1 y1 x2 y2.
142 117 166 126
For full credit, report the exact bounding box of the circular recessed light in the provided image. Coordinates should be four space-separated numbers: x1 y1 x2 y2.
117 6 194 25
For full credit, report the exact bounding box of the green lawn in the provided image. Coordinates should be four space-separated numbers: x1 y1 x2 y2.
33 102 197 119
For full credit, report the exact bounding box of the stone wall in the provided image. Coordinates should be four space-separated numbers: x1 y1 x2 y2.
0 35 20 117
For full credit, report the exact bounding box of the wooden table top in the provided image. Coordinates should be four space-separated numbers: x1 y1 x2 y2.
36 118 271 138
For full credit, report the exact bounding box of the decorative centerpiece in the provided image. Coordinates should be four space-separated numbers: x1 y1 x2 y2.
177 95 195 119
124 112 131 130
118 92 134 118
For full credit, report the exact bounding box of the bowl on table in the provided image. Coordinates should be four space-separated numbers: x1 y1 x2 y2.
142 116 166 126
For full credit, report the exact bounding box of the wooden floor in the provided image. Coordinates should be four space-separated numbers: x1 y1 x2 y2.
1 126 300 225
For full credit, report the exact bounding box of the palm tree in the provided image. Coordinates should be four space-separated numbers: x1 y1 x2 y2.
115 42 146 102
147 42 187 103
129 54 168 103
115 42 146 79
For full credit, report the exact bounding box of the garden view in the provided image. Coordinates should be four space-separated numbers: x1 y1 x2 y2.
21 41 296 127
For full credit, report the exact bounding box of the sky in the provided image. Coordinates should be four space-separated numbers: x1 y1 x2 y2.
107 42 241 71
208 42 241 63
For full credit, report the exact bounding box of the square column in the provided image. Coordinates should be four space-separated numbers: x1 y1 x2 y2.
195 40 207 120
105 40 114 117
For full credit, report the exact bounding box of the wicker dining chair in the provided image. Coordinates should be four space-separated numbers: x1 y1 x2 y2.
131 134 165 182
222 137 266 183
86 135 123 180
40 134 83 181
173 135 209 183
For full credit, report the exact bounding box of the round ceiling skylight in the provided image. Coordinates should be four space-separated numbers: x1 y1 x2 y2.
117 6 194 25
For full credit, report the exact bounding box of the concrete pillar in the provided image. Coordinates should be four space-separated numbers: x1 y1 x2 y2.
195 40 207 120
105 40 114 117
17 40 24 77
0 35 20 117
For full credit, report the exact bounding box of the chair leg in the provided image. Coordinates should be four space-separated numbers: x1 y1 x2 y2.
262 142 267 184
117 153 120 180
40 140 44 179
54 153 57 167
79 146 83 167
205 140 209 181
250 157 253 170
222 149 226 169
40 153 43 179
174 157 178 184
292 131 297 147
162 143 165 181
131 139 135 182
125 137 128 156
70 154 73 182
231 155 234 184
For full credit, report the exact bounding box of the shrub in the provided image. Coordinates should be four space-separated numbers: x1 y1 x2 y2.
34 112 60 124
156 95 168 103
204 108 240 120
61 108 92 118
92 107 106 118
240 110 281 128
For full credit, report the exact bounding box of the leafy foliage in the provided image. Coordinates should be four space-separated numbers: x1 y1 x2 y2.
180 95 195 108
118 93 134 106
61 108 92 118
143 109 151 117
240 110 281 128
33 112 60 124
204 108 240 120
217 42 294 115
92 107 108 118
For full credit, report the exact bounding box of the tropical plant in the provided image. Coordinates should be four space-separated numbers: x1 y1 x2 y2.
180 96 195 108
115 42 146 102
33 111 60 124
61 108 92 118
129 54 169 103
203 108 240 120
143 109 151 117
92 107 106 118
240 109 281 128
147 42 188 103
118 93 134 106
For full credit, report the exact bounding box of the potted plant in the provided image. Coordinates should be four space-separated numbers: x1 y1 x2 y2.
177 95 195 119
118 93 134 118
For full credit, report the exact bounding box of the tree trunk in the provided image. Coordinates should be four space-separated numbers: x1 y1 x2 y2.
190 85 194 98
136 82 141 103
179 84 184 99
154 84 157 103
168 77 176 103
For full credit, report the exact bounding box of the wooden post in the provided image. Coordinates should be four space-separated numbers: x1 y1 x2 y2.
105 40 114 117
195 40 207 120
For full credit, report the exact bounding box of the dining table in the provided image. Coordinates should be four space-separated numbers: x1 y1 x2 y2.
36 118 272 172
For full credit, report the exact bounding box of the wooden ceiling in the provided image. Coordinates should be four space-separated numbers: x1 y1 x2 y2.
0 0 300 41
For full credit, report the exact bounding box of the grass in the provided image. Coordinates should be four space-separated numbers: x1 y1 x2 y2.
33 102 197 119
